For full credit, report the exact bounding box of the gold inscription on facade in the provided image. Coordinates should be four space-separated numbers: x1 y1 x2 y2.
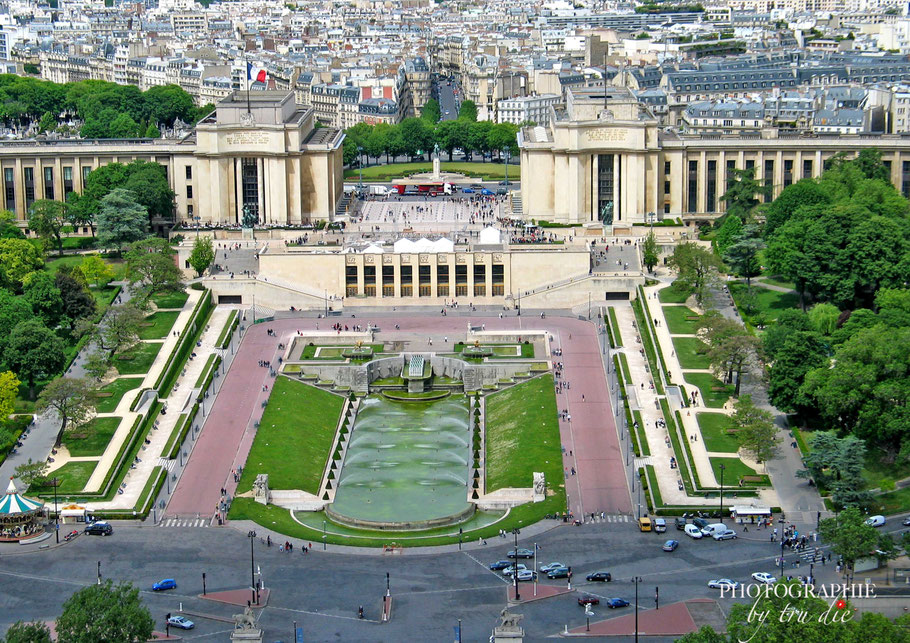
585 128 629 143
225 131 271 146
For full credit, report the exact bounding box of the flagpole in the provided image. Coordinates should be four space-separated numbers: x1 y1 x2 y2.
246 59 251 115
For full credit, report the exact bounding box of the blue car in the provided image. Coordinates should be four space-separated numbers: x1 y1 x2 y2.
605 598 630 609
152 579 177 591
480 188 494 195
462 188 475 193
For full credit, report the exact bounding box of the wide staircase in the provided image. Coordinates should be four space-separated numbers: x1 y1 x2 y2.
510 191 522 217
336 192 353 218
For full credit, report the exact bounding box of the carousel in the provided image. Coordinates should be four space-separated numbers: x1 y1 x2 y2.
0 477 45 541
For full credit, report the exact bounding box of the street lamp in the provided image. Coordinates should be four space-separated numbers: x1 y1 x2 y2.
779 538 785 577
718 463 726 523
633 576 642 643
323 519 327 550
511 528 521 601
357 146 364 191
52 477 59 543
249 532 256 605
97 560 102 585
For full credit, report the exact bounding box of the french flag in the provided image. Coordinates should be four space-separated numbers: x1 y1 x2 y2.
247 62 268 83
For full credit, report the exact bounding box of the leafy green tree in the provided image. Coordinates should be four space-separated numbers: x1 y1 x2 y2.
108 113 140 138
144 123 160 138
122 160 176 222
0 288 33 355
82 351 110 381
0 239 43 292
707 329 761 397
642 231 659 273
468 120 493 160
93 303 143 355
125 238 183 296
434 120 459 160
767 332 828 414
0 209 23 239
714 214 742 255
37 111 56 134
22 271 63 328
421 98 441 123
667 242 724 306
763 179 831 239
675 625 727 643
27 199 66 255
819 507 879 580
729 395 780 464
798 432 869 506
55 270 96 330
3 319 65 398
142 84 195 126
1 620 53 643
55 580 154 643
0 370 20 421
189 236 215 277
853 148 891 182
762 309 813 358
724 233 764 286
13 459 47 486
720 166 766 221
342 137 358 166
397 117 433 158
458 99 478 122
96 188 148 254
79 254 114 288
64 191 96 237
807 302 840 336
37 377 94 446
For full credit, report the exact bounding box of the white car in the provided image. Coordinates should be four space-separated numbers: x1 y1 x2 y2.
685 524 703 539
713 529 738 541
865 515 886 528
751 572 777 585
502 564 527 577
708 579 739 589
539 562 565 573
167 615 194 630
515 569 537 582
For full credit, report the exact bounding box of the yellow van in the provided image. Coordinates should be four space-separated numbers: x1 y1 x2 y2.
638 517 652 532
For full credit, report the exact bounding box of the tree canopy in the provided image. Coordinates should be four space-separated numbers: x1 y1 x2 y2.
55 580 154 643
96 189 149 254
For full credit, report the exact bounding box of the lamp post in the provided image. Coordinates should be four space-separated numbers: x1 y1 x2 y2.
511 528 521 601
323 519 327 550
324 290 328 318
357 146 364 191
249 532 256 605
97 561 102 585
718 463 726 523
633 576 642 643
779 538 785 577
52 477 59 543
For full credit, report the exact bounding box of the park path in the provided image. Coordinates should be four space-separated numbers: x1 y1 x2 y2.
165 313 632 523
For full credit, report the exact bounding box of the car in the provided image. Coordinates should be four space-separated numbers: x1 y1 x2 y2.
489 560 512 571
654 518 667 533
605 598 630 609
684 524 703 539
498 180 513 186
865 515 886 528
662 539 679 552
502 564 528 577
480 188 494 195
903 517 910 526
496 188 507 196
84 522 113 536
708 579 739 589
507 548 534 559
470 183 483 189
152 579 177 591
462 187 475 193
586 571 612 582
578 595 600 606
692 517 710 530
444 110 450 115
515 569 537 582
713 529 738 541
539 562 566 573
547 566 570 579
167 616 194 630
752 572 777 585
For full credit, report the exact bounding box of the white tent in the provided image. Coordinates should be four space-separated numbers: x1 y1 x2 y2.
478 227 501 244
393 237 454 253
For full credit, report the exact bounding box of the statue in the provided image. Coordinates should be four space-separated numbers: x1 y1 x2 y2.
600 201 614 225
233 607 258 630
432 142 441 180
252 474 270 505
498 607 523 630
533 472 545 502
242 204 258 228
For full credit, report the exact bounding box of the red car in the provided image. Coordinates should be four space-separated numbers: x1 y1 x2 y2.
578 595 600 606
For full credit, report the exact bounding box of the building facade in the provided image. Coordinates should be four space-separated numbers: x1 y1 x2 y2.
0 91 344 229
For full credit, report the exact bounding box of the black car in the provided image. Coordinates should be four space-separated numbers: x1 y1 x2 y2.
578 595 600 606
507 548 534 559
675 517 688 530
586 571 612 582
547 566 570 579
85 522 113 536
489 560 512 571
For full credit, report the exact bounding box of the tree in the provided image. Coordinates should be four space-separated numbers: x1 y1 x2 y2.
767 332 828 414
79 254 114 288
144 123 160 138
729 395 779 465
0 209 23 239
108 112 140 138
421 98 441 123
3 319 65 398
55 580 154 643
0 370 19 421
0 239 43 292
807 302 840 336
54 270 96 330
82 351 110 381
13 458 48 487
122 160 176 222
37 111 56 134
642 231 659 273
124 238 183 296
798 432 869 507
37 377 94 446
22 271 63 329
397 117 433 158
95 303 143 355
458 99 478 122
2 620 53 643
188 236 214 277
0 288 33 356
667 242 724 306
764 179 831 239
96 188 148 254
723 225 764 286
720 167 767 221
707 330 761 397
819 507 879 581
142 84 195 127
64 191 96 237
714 214 742 255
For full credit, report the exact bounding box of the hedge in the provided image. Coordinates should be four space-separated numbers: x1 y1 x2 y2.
632 290 665 395
129 388 152 412
156 289 214 397
608 307 623 348
604 314 615 348
216 310 239 349
194 354 221 390
162 403 199 460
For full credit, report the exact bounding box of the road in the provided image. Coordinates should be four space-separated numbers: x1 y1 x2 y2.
438 77 458 121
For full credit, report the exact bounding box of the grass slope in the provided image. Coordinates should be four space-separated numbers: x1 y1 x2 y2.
662 306 702 335
697 413 740 453
113 342 162 375
673 337 712 370
138 311 180 340
343 161 519 182
92 378 142 413
684 372 735 408
63 416 122 457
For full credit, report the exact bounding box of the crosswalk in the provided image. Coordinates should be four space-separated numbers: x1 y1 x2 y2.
157 458 175 471
159 518 209 528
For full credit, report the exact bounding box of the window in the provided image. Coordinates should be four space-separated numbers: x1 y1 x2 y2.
188 204 194 216
241 158 259 221
82 166 92 183
43 167 54 200
23 167 34 209
455 264 467 297
492 264 504 296
4 168 14 212
187 185 193 199
418 265 431 297
364 265 376 297
63 166 73 195
763 159 774 200
345 265 358 297
473 264 485 297
902 161 910 197
400 265 413 297
726 159 736 188
783 160 793 188
185 166 192 180
436 264 449 297
687 160 698 213
706 160 717 213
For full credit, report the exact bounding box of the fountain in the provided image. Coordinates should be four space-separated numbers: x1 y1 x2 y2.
462 340 493 359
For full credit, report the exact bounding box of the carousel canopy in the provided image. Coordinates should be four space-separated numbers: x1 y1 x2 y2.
0 478 43 515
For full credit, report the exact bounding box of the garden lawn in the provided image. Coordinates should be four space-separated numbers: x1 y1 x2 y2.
236 377 344 494
92 378 143 413
301 344 384 359
729 282 800 322
343 161 519 182
151 290 189 309
659 283 694 304
662 306 702 335
709 457 758 486
63 416 122 457
760 276 796 290
113 342 162 375
30 461 97 495
673 337 712 370
873 487 910 515
138 311 180 340
697 413 740 453
484 374 561 491
862 451 910 491
684 372 734 408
